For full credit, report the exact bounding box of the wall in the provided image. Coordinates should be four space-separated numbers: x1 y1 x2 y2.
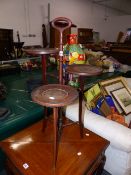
0 0 49 46
0 0 126 45
97 15 131 42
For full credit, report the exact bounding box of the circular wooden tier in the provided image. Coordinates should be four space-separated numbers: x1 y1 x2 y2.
23 48 59 83
23 48 59 55
66 64 103 76
31 83 78 167
66 64 103 138
31 84 78 108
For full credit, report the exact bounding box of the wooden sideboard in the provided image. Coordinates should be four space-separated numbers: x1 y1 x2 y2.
0 28 13 60
50 24 71 48
50 22 77 48
78 28 93 44
103 45 131 65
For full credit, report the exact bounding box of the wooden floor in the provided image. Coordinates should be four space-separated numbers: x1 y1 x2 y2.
1 117 109 175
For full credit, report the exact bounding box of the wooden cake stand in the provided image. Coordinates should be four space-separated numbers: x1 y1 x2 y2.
31 84 78 167
23 48 59 83
66 64 103 137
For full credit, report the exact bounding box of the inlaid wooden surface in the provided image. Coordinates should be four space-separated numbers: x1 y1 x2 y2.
1 118 109 175
23 48 59 55
31 84 78 107
66 64 103 76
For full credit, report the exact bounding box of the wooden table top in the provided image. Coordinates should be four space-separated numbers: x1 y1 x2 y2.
66 64 103 76
23 48 59 55
0 118 109 175
31 84 78 107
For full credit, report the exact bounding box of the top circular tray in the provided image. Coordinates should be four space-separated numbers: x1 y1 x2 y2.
23 48 59 55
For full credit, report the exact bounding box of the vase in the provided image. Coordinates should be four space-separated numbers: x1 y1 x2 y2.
63 34 85 87
63 34 85 65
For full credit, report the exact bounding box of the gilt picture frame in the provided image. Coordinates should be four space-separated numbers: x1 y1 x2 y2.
111 87 131 115
99 76 131 114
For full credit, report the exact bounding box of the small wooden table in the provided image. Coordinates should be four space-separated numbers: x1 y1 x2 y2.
23 48 59 83
0 119 109 175
66 64 103 137
31 84 78 167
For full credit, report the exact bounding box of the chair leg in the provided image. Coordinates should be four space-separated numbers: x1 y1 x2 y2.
42 107 48 132
79 76 84 138
53 107 59 168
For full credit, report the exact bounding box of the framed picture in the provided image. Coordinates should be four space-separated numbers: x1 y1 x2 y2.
99 76 131 114
84 84 103 109
111 87 131 115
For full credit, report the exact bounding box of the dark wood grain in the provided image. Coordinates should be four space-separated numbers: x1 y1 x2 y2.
1 118 109 175
31 84 78 107
31 84 78 167
23 48 59 83
66 64 103 76
23 48 59 55
66 64 103 138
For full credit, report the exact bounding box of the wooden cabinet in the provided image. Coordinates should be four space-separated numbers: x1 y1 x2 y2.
0 28 13 60
78 28 93 44
104 46 131 65
50 24 71 48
